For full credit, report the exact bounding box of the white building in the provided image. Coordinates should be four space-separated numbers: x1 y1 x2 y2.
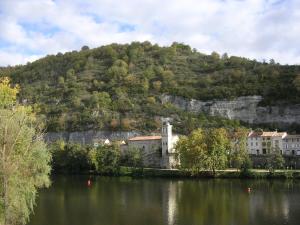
122 119 179 168
161 119 179 168
282 135 300 156
93 138 111 147
247 131 287 155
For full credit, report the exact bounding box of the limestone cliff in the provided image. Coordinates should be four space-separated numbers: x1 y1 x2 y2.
45 95 300 144
161 95 300 127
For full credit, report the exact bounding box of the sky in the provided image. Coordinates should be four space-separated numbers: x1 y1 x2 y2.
0 0 300 66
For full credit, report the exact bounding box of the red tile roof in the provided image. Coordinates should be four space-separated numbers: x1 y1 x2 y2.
128 136 162 141
248 131 287 138
248 132 261 138
261 132 286 137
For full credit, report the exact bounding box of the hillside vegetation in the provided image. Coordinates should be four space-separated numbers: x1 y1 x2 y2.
1 42 300 133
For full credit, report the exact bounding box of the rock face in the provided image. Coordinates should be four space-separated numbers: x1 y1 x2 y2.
44 130 142 144
45 95 300 144
161 95 300 127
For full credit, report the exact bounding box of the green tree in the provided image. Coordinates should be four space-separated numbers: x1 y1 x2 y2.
50 141 91 173
205 128 230 173
91 144 121 174
0 78 51 225
267 147 285 172
0 77 19 108
176 128 230 174
121 146 143 168
175 129 207 173
231 128 252 172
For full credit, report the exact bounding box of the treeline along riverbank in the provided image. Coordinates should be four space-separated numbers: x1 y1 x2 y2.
50 139 300 179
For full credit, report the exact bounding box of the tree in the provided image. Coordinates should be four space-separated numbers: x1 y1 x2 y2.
121 146 143 168
231 128 252 172
50 141 91 173
90 91 111 110
0 77 19 108
176 128 230 174
81 45 90 51
175 129 207 173
211 51 220 61
205 128 230 173
91 144 121 174
152 81 162 92
267 147 285 172
0 77 51 225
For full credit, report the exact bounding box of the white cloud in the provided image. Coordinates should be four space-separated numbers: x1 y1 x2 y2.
0 0 300 66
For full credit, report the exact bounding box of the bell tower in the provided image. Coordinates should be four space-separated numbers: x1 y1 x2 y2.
161 118 174 168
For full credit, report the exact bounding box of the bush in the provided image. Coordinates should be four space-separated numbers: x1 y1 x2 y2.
50 141 92 173
90 144 121 175
120 147 143 168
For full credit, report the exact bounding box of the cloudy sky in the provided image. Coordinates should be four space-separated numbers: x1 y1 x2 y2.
0 0 299 66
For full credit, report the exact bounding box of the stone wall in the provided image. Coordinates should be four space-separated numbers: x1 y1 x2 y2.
161 95 300 128
44 130 142 144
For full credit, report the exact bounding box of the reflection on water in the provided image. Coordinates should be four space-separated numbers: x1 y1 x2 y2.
28 176 300 225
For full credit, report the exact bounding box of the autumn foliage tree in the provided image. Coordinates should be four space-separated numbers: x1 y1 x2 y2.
0 77 51 225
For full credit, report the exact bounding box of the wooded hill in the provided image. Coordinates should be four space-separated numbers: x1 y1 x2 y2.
1 42 300 134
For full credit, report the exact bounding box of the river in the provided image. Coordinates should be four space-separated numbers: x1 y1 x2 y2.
28 176 300 225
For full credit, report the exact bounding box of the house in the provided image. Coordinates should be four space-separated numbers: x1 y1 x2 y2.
282 134 300 156
121 118 179 169
93 138 111 147
247 131 287 155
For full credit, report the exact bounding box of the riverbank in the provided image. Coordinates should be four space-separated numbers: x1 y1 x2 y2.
67 167 300 179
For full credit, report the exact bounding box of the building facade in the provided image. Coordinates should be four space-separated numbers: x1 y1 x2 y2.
121 119 179 168
282 135 300 156
246 131 298 155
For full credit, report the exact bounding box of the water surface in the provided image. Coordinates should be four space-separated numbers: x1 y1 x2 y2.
28 176 300 225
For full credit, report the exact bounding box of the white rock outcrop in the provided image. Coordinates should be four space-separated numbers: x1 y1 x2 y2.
161 95 300 127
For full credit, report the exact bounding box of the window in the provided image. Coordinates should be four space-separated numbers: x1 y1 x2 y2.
251 142 253 146
256 142 258 146
267 137 270 140
256 150 259 155
292 150 295 155
263 149 267 154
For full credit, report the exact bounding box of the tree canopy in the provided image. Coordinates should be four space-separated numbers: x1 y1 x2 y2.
175 128 231 174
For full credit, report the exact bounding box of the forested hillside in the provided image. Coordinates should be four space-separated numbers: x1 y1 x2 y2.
1 42 300 133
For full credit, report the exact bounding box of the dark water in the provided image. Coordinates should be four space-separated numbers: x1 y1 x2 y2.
28 176 300 225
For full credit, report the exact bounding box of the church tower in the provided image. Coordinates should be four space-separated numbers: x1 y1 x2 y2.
161 118 176 168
